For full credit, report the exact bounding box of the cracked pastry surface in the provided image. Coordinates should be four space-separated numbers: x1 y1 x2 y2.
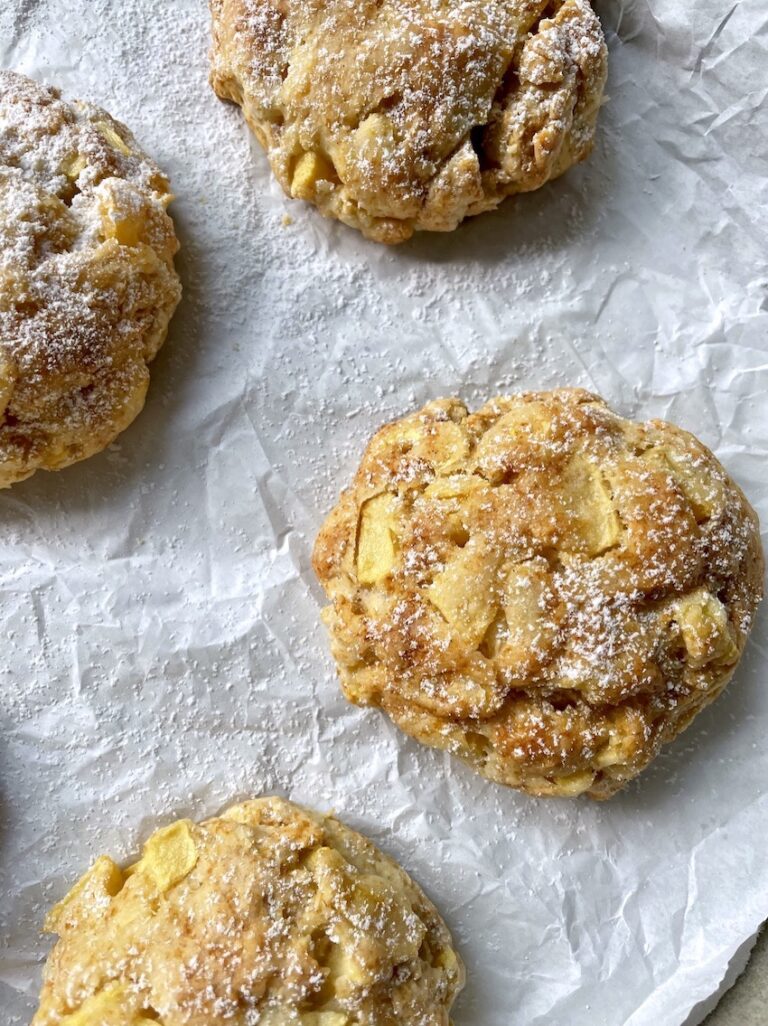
209 0 607 243
33 796 463 1026
313 390 764 799
0 71 181 488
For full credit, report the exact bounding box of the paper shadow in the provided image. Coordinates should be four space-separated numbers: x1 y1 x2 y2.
397 140 616 269
381 15 627 269
608 598 768 818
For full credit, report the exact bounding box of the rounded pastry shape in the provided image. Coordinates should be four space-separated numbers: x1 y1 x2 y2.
209 0 607 243
33 796 464 1026
0 71 181 487
313 389 764 799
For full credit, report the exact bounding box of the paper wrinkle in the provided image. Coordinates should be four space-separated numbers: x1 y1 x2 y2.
0 1 767 1024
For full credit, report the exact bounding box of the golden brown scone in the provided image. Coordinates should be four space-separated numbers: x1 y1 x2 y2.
209 0 607 243
0 71 181 487
33 796 463 1026
313 390 764 799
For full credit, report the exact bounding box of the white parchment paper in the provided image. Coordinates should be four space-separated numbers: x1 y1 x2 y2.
1 2 767 1024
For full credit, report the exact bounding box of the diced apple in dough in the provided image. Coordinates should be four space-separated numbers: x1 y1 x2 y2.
561 457 621 555
504 561 550 642
94 121 132 156
496 560 557 675
345 876 423 966
428 537 500 647
128 819 198 893
356 493 397 584
411 420 469 472
423 476 477 502
291 151 337 200
61 152 87 180
59 983 156 1026
644 447 722 521
673 587 738 667
98 187 148 247
301 1013 350 1026
473 401 554 482
45 855 124 933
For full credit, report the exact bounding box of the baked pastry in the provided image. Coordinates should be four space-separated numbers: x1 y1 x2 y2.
209 0 607 243
313 390 764 799
33 796 463 1026
0 71 181 487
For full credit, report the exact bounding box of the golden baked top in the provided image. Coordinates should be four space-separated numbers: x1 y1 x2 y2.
0 70 181 487
313 390 764 798
210 0 607 242
33 797 463 1026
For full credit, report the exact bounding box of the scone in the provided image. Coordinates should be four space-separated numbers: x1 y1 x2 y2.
0 71 181 487
33 796 463 1026
209 0 607 243
313 390 764 799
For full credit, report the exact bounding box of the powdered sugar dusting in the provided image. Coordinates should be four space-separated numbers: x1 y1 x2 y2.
211 0 607 240
315 389 762 799
0 70 180 485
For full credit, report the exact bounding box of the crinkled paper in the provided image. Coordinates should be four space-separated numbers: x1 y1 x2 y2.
1 2 767 1024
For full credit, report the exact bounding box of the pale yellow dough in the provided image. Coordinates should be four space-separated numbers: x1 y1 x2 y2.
313 390 764 798
33 797 464 1026
209 0 608 243
0 71 181 487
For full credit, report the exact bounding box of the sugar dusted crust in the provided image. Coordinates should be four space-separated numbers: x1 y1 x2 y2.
209 0 607 243
313 390 764 799
0 71 181 487
33 797 463 1025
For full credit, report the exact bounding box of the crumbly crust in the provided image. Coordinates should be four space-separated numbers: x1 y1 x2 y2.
33 797 463 1026
0 71 181 487
209 0 607 243
313 390 764 799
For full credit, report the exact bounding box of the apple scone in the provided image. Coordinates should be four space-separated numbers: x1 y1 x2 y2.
0 71 181 487
209 0 607 243
313 390 764 799
33 796 463 1026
